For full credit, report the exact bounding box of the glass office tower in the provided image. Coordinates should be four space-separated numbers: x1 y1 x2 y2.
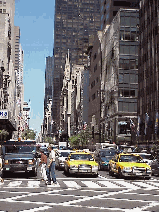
53 0 101 127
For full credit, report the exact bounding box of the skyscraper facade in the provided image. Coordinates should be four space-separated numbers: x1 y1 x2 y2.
138 0 159 143
100 0 139 30
53 0 101 127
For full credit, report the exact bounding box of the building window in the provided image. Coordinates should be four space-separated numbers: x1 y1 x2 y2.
92 93 96 100
94 64 97 72
3 1 6 6
93 53 97 60
0 9 2 13
118 101 137 112
0 1 2 5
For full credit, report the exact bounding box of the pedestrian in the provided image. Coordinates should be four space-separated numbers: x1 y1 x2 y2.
46 146 57 185
0 160 4 183
39 149 47 183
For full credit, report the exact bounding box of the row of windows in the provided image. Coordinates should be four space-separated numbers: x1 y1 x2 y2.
119 73 138 84
120 15 139 27
120 44 138 55
118 89 137 97
91 77 99 89
0 8 6 13
120 30 139 41
119 58 138 69
0 1 6 6
118 102 137 112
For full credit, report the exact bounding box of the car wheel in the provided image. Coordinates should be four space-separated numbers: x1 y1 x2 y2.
109 166 114 176
118 168 122 178
144 176 151 180
98 164 101 171
93 173 98 178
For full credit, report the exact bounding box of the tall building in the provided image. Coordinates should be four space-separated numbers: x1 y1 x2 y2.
138 0 159 143
43 56 54 136
53 0 101 128
0 0 17 140
44 56 53 108
100 9 139 144
100 0 140 30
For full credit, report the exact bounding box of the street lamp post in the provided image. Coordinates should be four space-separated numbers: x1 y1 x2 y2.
27 117 30 129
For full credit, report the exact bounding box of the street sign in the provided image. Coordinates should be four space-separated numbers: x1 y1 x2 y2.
0 110 8 119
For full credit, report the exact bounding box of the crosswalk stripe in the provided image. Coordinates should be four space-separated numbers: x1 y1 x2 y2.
116 180 139 189
8 181 22 187
63 181 81 188
27 181 40 188
132 181 157 190
98 180 121 188
1 179 159 190
82 181 101 188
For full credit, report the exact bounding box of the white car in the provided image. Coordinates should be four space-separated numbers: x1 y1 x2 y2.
134 153 153 165
55 150 74 170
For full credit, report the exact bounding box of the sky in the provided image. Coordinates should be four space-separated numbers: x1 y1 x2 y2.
14 0 55 135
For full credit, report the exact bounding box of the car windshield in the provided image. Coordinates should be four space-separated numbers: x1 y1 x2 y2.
5 145 36 153
70 154 93 161
59 152 70 157
139 154 152 160
119 155 143 162
100 150 116 157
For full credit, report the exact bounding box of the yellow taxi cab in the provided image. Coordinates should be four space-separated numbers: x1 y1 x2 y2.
64 151 98 176
108 153 151 179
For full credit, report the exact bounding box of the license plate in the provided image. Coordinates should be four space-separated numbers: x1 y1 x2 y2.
27 167 32 171
137 173 142 175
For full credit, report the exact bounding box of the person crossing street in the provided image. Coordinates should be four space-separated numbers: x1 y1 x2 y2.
46 146 57 185
39 149 47 183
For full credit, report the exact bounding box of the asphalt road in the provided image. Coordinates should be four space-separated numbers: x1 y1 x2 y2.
0 168 159 212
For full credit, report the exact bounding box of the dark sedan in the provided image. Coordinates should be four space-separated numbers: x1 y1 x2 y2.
94 149 117 171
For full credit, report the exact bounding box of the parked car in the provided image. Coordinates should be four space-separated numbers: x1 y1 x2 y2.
94 149 117 170
64 151 98 177
55 149 73 170
150 156 159 176
109 153 152 179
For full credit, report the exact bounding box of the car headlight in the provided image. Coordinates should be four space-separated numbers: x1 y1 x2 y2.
28 159 34 165
102 161 108 164
4 160 9 165
123 167 131 170
70 165 77 168
92 165 98 168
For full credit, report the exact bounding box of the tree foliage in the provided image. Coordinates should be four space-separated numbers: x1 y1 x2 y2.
69 126 92 148
0 129 9 141
43 136 53 144
21 129 36 140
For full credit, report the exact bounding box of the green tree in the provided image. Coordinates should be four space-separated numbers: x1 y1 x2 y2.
0 129 9 141
79 127 92 148
69 134 80 148
22 129 36 140
43 136 53 144
69 126 92 149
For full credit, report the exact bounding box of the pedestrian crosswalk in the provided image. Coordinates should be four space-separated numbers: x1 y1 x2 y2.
0 178 159 190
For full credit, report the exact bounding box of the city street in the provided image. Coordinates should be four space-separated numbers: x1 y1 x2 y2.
0 169 159 212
